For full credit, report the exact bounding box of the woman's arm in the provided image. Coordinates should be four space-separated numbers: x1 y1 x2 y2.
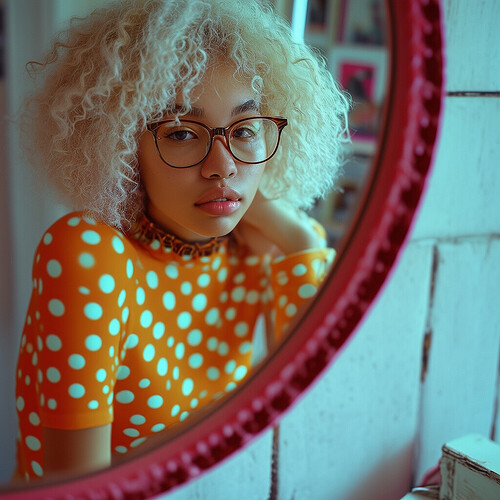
43 424 111 478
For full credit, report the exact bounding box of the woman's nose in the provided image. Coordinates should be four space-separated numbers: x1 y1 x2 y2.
200 137 237 179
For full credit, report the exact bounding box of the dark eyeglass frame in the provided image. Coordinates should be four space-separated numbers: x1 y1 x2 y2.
146 116 288 168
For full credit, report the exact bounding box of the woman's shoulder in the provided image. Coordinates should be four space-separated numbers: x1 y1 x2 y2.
34 211 135 268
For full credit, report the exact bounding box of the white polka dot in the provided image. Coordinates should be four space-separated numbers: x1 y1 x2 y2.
140 310 153 328
181 281 192 295
225 360 237 374
205 308 219 325
234 365 248 381
146 271 158 289
234 272 246 284
27 414 40 428
48 299 65 317
130 437 147 448
69 384 85 398
239 341 252 354
190 398 199 409
109 318 120 336
43 233 53 245
143 344 155 362
46 334 62 351
96 369 107 382
167 337 174 347
126 259 134 278
151 423 165 432
299 283 317 299
157 358 168 376
46 367 61 383
115 446 128 454
67 216 80 227
84 302 103 320
118 290 126 307
148 395 163 409
68 354 86 369
162 291 176 310
124 428 140 437
16 397 25 411
85 335 102 351
81 230 101 245
192 293 207 312
171 404 180 417
187 329 202 346
165 264 179 279
225 308 237 320
82 216 97 225
197 274 210 287
235 322 249 337
153 322 165 339
292 263 308 276
79 252 95 268
116 365 130 380
125 334 139 350
207 367 220 380
31 352 38 366
218 342 229 356
212 256 222 270
48 399 57 410
219 291 228 303
122 307 129 323
116 390 135 404
207 337 218 351
246 290 260 304
177 312 192 329
136 287 145 305
175 343 185 360
226 382 237 392
46 260 62 278
99 274 115 294
231 287 246 302
88 400 99 409
31 461 43 477
112 236 125 254
139 378 150 388
79 286 90 295
189 353 204 369
130 414 146 425
218 268 228 282
286 303 297 317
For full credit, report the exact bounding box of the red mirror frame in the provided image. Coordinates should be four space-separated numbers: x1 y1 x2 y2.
1 0 444 498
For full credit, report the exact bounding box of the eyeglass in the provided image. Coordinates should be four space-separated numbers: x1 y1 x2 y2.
146 116 288 168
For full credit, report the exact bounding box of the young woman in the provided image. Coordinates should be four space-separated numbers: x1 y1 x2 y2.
14 0 349 481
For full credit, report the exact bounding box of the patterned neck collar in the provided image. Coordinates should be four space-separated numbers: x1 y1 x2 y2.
131 213 228 257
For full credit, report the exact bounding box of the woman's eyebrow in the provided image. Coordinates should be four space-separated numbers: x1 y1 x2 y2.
231 99 260 117
168 99 259 119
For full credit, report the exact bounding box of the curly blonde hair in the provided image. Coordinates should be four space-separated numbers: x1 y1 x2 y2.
23 0 350 229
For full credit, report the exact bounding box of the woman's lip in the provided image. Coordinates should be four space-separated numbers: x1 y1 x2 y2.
195 187 242 206
196 200 241 216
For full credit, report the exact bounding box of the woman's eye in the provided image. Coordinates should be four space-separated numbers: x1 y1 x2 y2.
164 129 197 141
232 126 256 139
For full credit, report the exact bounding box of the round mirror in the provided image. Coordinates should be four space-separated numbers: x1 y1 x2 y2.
0 0 443 497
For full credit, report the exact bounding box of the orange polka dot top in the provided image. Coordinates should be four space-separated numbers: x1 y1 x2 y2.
15 212 334 480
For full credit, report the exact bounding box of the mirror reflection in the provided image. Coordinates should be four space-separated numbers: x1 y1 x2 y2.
0 0 387 488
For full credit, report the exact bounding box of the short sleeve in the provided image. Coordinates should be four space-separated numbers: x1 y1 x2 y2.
267 246 335 341
28 213 134 430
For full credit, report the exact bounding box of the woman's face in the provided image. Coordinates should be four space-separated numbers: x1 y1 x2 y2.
138 65 266 242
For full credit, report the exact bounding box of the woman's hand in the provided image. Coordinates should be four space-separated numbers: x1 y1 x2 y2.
234 191 326 255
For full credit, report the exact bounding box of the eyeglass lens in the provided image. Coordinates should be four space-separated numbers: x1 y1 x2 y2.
154 118 279 167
